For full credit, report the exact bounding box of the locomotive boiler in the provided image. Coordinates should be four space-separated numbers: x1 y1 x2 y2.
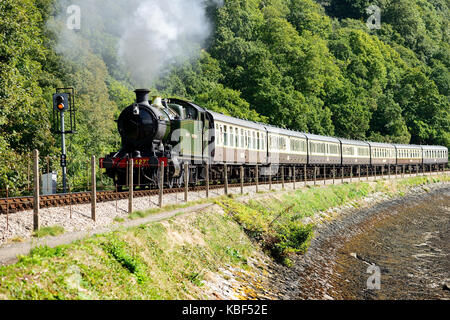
101 89 213 189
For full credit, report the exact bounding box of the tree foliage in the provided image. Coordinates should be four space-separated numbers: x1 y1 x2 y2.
0 0 449 191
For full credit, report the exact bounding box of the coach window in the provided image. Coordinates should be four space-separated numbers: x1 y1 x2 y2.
241 129 244 148
256 132 260 150
224 126 228 147
230 127 234 147
245 131 249 148
330 144 338 155
219 125 223 146
247 131 250 149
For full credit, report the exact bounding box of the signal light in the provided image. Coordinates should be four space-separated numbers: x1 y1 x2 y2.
53 93 69 112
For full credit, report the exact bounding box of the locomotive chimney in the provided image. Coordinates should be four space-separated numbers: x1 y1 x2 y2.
134 89 150 106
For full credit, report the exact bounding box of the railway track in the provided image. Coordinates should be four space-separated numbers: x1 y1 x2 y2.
1 169 448 215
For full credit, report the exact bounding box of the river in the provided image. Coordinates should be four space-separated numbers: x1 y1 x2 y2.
269 184 450 300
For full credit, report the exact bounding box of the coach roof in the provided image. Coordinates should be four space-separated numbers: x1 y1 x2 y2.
207 111 266 131
367 141 396 149
305 133 341 143
338 138 370 147
264 125 307 139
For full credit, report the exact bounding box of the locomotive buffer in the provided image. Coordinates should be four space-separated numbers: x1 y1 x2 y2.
52 88 76 193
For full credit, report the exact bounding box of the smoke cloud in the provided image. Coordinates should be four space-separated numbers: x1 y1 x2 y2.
51 0 223 87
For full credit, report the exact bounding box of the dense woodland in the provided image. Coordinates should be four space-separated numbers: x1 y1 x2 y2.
0 0 449 191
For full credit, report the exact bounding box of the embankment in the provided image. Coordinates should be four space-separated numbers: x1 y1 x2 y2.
0 175 448 300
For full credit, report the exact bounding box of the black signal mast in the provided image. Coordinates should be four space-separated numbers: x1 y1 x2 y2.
52 88 76 193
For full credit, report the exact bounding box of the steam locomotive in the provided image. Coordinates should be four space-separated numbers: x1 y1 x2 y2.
100 89 448 189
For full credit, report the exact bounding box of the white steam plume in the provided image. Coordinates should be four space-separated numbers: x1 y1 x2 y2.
51 0 223 87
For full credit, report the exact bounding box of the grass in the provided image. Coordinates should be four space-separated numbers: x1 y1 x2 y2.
0 174 447 299
33 226 65 238
0 209 256 300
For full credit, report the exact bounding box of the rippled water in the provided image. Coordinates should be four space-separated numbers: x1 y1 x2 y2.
263 185 450 300
332 188 450 300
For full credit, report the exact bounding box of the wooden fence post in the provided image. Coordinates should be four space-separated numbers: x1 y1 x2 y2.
255 165 259 193
350 165 353 183
91 156 96 222
304 165 307 187
324 166 326 185
314 166 317 186
293 166 296 190
269 165 272 191
128 159 133 214
159 162 164 208
206 164 209 198
33 150 40 231
184 163 189 202
341 166 344 184
240 165 244 195
224 164 228 196
333 165 336 185
281 166 285 189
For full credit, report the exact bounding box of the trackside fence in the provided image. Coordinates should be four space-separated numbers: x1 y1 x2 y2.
0 150 449 231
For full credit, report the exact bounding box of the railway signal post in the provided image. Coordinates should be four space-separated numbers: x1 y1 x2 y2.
91 156 96 221
33 149 40 231
52 88 76 194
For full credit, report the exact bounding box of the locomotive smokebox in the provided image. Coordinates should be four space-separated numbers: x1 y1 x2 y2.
134 89 150 106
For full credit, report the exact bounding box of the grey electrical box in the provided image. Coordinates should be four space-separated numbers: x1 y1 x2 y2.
42 172 57 195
